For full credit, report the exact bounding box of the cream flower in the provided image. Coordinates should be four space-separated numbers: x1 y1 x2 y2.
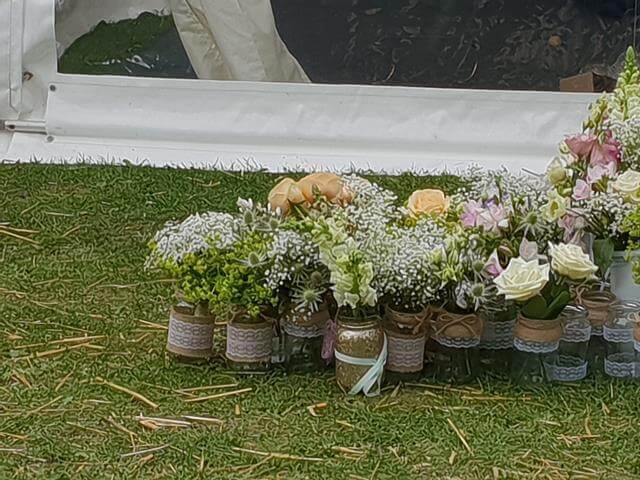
542 190 569 222
407 189 450 217
494 258 549 301
548 243 597 281
546 157 568 185
611 169 640 203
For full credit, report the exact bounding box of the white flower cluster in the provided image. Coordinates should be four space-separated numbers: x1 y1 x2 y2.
146 212 238 267
577 190 636 237
265 228 319 291
455 165 547 209
342 175 400 249
608 116 640 171
374 217 446 310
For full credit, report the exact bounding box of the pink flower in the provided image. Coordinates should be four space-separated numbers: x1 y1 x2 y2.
572 179 591 201
477 203 509 233
586 161 617 184
484 250 504 278
558 213 585 243
590 140 620 169
519 238 539 261
565 133 598 158
460 200 483 228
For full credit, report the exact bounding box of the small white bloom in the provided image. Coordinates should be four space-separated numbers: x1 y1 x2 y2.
611 169 640 203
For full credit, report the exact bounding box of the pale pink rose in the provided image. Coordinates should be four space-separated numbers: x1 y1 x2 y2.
519 238 539 262
572 179 591 201
460 200 483 228
484 250 504 278
565 133 598 158
590 141 620 169
476 203 509 233
558 213 585 243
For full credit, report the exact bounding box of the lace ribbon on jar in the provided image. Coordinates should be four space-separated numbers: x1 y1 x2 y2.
226 320 273 364
513 315 563 354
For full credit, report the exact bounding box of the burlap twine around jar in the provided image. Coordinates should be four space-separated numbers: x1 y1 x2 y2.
226 318 273 364
384 308 428 373
432 312 484 348
577 290 617 335
513 314 563 353
167 307 216 358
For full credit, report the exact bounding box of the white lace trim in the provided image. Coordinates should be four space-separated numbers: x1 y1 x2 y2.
604 353 637 378
167 314 214 351
480 319 515 350
513 337 558 354
603 325 634 344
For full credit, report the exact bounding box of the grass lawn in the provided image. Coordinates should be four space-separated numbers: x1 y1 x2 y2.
2 164 640 479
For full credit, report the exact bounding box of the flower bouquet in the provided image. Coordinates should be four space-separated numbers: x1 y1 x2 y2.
544 47 640 300
494 242 597 383
146 211 238 361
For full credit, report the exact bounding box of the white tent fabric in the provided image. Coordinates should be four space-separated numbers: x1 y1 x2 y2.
169 0 309 82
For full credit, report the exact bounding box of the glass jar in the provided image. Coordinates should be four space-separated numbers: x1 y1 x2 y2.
579 290 617 373
283 307 330 374
604 301 640 379
335 314 385 396
543 305 590 382
511 315 562 384
431 311 484 384
383 306 428 384
166 301 215 364
225 314 273 372
479 304 516 373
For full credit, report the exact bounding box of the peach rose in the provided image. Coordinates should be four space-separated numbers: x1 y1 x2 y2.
407 189 450 217
298 173 344 203
268 178 305 216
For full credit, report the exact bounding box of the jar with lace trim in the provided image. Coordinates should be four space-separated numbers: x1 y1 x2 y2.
604 301 640 379
431 310 484 384
510 314 563 384
335 313 386 396
283 306 330 374
226 312 274 371
543 305 590 382
478 303 516 372
577 289 617 373
167 299 215 363
383 306 429 384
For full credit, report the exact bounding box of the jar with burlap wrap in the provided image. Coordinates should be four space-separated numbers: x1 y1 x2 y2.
335 314 386 397
431 311 484 384
543 305 591 382
604 301 640 379
577 290 617 372
383 306 429 383
283 306 330 373
510 314 563 384
226 314 274 371
479 304 516 371
166 302 215 362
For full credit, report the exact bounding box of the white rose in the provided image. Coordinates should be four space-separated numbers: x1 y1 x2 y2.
494 258 549 301
546 157 568 185
611 169 640 203
548 243 597 281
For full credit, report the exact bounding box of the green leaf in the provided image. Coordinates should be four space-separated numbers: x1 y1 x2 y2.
521 295 548 319
546 290 572 320
593 238 615 277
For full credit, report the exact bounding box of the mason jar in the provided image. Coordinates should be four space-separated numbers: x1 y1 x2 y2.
226 313 273 372
578 289 617 373
511 315 562 384
283 307 330 374
166 300 215 364
431 311 484 384
604 301 640 379
383 306 428 384
479 303 517 372
335 313 386 396
543 305 590 382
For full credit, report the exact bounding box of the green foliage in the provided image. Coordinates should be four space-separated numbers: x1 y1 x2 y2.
210 232 278 320
521 283 572 320
593 238 615 279
617 46 640 90
622 205 640 283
